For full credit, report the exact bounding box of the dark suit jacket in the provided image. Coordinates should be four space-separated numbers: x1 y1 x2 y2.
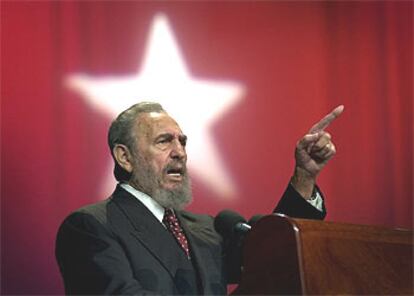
55 184 325 295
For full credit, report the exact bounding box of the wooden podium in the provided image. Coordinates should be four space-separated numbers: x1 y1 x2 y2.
233 214 413 295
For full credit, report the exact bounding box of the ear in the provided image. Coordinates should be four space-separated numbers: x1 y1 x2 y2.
113 144 134 173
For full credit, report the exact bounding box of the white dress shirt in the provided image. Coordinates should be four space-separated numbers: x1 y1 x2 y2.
307 191 323 211
120 183 165 223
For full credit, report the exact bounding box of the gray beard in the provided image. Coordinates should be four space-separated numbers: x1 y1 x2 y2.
129 157 192 211
150 176 192 210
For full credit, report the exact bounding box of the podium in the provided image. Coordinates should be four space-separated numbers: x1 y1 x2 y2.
233 214 413 295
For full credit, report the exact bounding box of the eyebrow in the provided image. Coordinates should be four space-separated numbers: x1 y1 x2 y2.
155 133 187 142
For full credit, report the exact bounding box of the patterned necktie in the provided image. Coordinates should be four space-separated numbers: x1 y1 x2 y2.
163 209 191 259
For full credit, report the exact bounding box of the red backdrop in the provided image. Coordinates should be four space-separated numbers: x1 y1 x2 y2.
1 1 412 294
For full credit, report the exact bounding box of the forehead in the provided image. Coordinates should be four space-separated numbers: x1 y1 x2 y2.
136 112 183 138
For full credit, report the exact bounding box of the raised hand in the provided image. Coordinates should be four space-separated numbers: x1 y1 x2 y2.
292 105 344 199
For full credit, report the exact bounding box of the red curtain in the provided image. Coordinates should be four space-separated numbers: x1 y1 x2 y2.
1 1 412 294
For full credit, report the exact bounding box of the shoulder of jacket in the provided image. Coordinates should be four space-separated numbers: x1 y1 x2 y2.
63 198 114 227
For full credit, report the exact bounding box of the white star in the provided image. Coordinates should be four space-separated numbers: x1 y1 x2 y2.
66 13 245 200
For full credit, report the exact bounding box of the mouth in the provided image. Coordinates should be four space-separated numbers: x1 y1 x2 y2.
165 166 186 181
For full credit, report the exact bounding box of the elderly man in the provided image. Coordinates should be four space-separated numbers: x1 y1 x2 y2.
56 102 343 295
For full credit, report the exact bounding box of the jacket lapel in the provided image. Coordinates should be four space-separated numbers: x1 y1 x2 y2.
110 186 178 279
110 186 225 294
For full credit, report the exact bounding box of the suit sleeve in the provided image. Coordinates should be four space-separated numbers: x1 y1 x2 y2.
55 212 158 295
273 183 326 220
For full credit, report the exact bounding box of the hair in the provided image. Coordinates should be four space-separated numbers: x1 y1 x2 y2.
108 102 165 181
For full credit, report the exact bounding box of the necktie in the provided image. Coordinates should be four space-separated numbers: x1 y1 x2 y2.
163 209 191 259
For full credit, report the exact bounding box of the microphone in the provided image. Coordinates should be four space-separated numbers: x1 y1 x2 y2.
213 210 258 283
214 210 251 238
233 214 265 233
214 210 265 237
234 221 251 233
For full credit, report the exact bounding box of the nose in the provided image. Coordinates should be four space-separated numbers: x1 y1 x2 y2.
170 139 186 160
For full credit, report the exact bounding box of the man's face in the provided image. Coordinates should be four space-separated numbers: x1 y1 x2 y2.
129 111 192 209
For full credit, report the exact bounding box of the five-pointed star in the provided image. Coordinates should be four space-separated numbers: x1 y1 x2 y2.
66 13 245 199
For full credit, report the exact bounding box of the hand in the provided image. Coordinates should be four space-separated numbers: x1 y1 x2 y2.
292 105 344 198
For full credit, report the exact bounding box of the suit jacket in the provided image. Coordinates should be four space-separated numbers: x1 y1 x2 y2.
55 184 325 295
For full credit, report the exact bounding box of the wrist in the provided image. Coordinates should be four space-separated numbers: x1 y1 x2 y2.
291 167 316 200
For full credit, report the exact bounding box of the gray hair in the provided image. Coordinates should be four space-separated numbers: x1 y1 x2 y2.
108 102 165 181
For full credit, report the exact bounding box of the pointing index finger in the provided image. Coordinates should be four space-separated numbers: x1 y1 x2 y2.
309 105 344 134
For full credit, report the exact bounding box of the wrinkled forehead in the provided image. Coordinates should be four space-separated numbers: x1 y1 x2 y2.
135 111 183 139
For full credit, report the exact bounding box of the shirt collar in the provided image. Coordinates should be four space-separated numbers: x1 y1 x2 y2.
119 183 165 223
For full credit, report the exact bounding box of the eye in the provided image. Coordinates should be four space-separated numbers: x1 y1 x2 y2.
155 134 173 148
179 135 187 147
158 138 169 144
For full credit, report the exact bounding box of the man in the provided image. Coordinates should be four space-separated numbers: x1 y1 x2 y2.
56 102 343 295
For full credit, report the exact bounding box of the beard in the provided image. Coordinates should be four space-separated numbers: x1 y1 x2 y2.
129 154 192 210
